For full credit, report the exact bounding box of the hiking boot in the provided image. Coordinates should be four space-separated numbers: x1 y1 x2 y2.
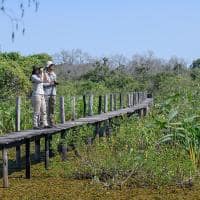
33 126 41 130
43 125 52 129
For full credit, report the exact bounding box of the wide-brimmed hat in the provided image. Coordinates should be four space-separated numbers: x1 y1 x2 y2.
46 61 55 68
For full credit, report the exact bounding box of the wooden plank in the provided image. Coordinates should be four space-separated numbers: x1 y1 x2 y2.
25 139 31 179
2 147 9 188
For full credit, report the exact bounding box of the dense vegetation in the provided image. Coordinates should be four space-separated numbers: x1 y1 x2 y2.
1 51 200 190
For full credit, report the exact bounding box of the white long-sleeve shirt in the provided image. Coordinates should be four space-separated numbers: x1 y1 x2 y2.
31 74 50 96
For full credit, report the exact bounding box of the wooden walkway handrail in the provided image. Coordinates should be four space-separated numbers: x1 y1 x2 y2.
0 91 152 188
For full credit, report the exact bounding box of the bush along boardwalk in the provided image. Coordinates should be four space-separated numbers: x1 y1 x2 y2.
0 91 153 188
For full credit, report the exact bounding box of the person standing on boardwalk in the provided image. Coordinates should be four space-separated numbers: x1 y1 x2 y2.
44 61 58 127
31 66 52 129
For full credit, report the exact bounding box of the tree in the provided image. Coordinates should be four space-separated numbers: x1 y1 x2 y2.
53 49 92 65
1 0 39 41
190 58 200 69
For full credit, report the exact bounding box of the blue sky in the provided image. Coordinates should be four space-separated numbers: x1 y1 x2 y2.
0 0 200 63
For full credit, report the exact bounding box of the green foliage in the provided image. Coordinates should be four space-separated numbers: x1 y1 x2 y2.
191 58 200 69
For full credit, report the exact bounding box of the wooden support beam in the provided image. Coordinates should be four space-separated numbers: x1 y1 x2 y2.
45 135 49 169
16 145 21 169
35 137 40 162
60 96 65 123
95 122 100 138
60 130 67 161
143 107 147 116
25 139 31 179
49 134 53 158
2 147 9 188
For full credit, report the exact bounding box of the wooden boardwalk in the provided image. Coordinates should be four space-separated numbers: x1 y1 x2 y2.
0 93 153 188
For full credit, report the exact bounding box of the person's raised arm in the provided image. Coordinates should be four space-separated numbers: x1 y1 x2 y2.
31 74 42 83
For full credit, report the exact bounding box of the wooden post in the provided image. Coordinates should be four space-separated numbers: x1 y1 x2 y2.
95 122 100 138
83 95 87 117
137 92 139 105
105 119 111 137
104 94 108 113
110 94 113 111
139 108 144 117
35 137 40 162
2 147 9 188
143 107 147 116
132 92 135 106
45 135 49 169
120 93 123 109
113 93 117 111
139 92 141 104
25 139 31 179
16 96 21 131
49 134 53 158
60 130 67 161
15 96 21 169
98 95 102 114
16 145 21 168
60 96 65 123
72 96 76 120
130 93 133 107
127 93 131 107
133 92 137 105
88 94 93 116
